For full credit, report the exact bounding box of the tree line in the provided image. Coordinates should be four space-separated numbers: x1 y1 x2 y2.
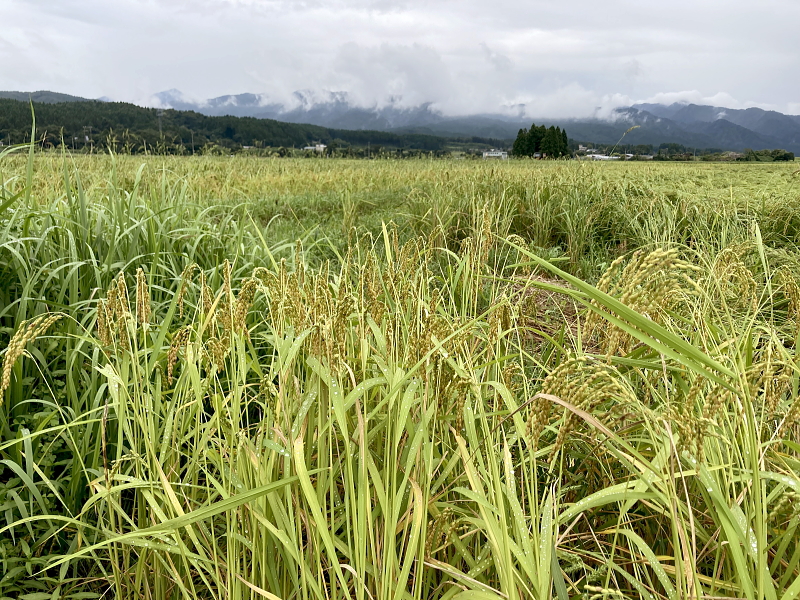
740 148 795 162
0 99 506 155
512 124 570 158
650 145 795 162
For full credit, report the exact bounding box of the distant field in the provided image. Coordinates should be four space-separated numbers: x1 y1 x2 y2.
3 155 798 269
2 154 800 599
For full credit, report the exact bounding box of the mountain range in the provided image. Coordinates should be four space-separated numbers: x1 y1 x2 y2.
144 90 800 152
2 89 800 153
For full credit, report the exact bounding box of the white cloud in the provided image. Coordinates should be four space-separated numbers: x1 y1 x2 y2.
1 0 799 116
480 43 513 73
330 43 454 108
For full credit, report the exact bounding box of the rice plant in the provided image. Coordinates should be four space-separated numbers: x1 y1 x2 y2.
1 150 800 599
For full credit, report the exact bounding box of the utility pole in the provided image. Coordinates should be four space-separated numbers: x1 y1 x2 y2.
157 109 164 137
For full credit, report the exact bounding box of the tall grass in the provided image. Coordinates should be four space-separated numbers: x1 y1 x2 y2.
1 152 800 599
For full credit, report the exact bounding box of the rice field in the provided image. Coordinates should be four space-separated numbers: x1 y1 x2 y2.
2 150 800 599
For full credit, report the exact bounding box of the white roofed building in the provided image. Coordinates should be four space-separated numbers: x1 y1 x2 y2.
482 149 508 159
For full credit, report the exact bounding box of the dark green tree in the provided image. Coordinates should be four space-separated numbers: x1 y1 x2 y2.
512 128 529 156
772 149 795 161
530 125 546 155
512 122 570 158
540 126 560 157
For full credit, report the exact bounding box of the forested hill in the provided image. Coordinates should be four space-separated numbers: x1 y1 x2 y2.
0 90 94 103
0 98 507 153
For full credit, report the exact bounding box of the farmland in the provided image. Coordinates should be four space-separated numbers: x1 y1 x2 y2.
2 152 800 599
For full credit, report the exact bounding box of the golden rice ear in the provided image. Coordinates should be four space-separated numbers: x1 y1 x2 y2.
176 263 199 319
1 314 63 400
665 378 737 463
106 278 120 319
135 267 151 325
712 245 759 314
775 265 800 333
425 507 458 559
743 336 792 416
222 259 232 298
233 278 259 335
477 206 494 264
97 275 132 351
584 248 702 357
204 336 229 373
537 357 637 456
167 326 192 385
96 299 112 346
116 271 130 317
488 293 513 344
199 271 215 322
526 392 553 452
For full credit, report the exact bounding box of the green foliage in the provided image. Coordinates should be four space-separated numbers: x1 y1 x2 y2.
0 99 506 155
741 148 796 162
512 123 570 158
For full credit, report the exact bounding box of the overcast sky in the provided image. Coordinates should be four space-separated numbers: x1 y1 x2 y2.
2 0 799 118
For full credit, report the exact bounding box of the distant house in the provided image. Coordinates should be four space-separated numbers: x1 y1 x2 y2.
483 149 508 159
586 154 620 161
303 143 327 152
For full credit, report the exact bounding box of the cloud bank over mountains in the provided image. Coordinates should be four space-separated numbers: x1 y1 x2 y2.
104 87 796 154
145 86 796 124
2 0 799 119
